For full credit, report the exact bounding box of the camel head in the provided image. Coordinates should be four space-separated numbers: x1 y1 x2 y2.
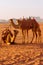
9 19 13 25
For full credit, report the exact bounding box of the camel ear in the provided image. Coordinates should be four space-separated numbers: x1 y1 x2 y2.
9 19 13 23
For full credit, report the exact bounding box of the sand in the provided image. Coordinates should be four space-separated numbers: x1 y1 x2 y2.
0 22 43 65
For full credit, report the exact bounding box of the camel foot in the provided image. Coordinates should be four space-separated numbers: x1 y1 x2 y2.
10 42 16 45
7 42 10 45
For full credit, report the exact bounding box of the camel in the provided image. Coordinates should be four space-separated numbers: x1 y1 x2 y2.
9 18 41 43
26 17 41 43
9 19 26 43
1 28 11 44
17 17 41 43
1 28 19 45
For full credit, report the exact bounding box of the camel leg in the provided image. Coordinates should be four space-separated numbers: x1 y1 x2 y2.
2 37 6 43
35 32 37 43
38 33 39 43
22 30 25 43
1 37 6 45
27 30 28 43
30 31 35 43
12 34 17 43
37 32 41 43
12 30 19 43
39 36 41 43
6 34 11 45
38 28 41 43
38 33 41 43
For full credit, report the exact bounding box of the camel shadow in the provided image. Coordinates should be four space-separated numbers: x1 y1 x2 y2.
10 42 43 46
10 42 32 45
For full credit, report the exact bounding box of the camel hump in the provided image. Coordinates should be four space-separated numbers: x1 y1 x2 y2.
29 16 31 19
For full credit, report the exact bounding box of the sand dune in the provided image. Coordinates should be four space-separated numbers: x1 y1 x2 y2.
0 44 43 65
0 22 43 65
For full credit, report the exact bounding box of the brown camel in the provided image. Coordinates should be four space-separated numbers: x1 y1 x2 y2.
1 28 11 44
9 19 27 43
26 17 41 43
1 28 19 44
17 17 41 43
9 18 41 43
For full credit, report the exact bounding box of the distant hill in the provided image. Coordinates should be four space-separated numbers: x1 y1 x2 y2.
34 17 43 22
0 19 8 23
0 17 43 24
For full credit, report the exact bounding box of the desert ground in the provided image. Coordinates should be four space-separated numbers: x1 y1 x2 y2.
0 22 43 65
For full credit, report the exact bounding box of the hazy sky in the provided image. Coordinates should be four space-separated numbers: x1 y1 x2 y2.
0 0 43 19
